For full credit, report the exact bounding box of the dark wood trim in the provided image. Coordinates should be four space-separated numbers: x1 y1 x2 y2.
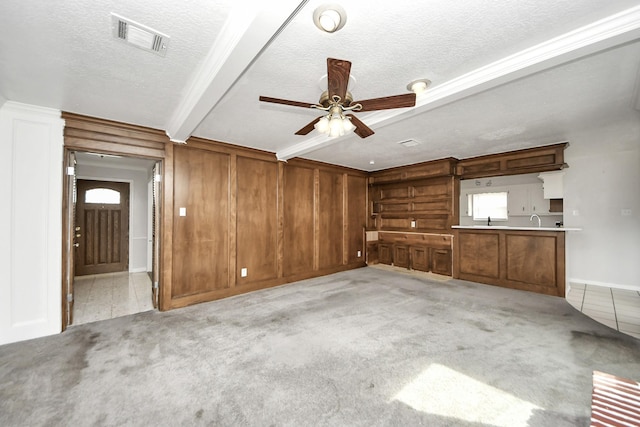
455 142 568 179
229 153 238 289
159 142 174 311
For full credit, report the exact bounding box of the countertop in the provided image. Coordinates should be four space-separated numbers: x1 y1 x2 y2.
452 225 582 232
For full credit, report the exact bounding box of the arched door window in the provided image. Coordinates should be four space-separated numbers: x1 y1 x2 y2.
85 188 121 204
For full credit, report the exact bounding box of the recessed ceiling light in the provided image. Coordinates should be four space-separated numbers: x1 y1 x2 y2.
407 79 431 94
369 160 375 165
313 4 347 33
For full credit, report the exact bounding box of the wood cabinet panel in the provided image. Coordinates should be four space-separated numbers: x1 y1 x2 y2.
431 249 452 276
319 170 344 269
172 145 230 298
393 245 410 268
347 175 366 263
379 243 393 265
236 156 278 283
456 143 567 179
282 164 315 276
455 229 565 296
410 246 429 271
459 232 500 278
505 234 556 287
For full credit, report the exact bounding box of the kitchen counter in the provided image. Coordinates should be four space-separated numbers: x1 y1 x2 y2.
453 227 566 296
452 225 581 232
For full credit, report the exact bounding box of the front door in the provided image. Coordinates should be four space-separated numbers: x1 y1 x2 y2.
75 180 130 276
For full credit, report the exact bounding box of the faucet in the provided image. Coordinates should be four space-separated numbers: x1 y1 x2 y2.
530 213 541 227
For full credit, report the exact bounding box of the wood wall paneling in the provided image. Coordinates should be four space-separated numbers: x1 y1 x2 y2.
347 175 367 264
318 170 344 269
236 156 279 284
282 165 315 276
172 145 230 298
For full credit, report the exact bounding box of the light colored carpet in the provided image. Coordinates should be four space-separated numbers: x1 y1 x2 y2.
1 266 639 426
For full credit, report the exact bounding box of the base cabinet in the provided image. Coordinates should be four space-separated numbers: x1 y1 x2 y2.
375 232 453 276
455 228 565 296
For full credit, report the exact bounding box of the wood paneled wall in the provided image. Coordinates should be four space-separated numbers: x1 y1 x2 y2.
164 139 367 310
61 113 367 312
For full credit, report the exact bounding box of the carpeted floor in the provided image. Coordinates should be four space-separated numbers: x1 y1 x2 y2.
1 266 639 426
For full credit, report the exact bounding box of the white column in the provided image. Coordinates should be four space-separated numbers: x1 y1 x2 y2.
0 102 64 345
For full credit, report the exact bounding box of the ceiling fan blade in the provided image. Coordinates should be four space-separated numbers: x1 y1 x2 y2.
327 58 351 101
259 96 313 109
295 116 322 135
346 114 375 138
352 93 416 111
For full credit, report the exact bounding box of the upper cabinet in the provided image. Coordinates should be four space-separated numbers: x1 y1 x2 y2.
456 143 567 179
538 171 565 199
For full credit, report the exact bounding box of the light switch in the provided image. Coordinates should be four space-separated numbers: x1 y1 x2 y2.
411 220 416 228
357 250 361 257
179 207 186 216
241 268 247 277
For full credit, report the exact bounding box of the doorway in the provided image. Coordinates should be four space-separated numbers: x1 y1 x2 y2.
75 179 130 276
63 151 161 327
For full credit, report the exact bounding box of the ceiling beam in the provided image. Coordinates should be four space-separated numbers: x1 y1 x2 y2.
276 5 640 161
165 1 308 143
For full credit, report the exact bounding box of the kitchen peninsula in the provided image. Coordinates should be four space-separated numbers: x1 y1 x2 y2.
452 225 580 297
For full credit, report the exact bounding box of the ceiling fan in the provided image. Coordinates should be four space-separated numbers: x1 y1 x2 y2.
259 58 416 139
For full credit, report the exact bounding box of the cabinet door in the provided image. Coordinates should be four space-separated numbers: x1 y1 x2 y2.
393 244 410 268
528 184 550 215
507 186 528 216
431 249 452 276
410 246 429 271
379 244 393 265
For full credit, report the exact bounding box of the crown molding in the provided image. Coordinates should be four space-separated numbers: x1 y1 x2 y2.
276 5 640 161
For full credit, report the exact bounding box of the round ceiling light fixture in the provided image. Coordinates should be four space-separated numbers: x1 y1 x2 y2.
407 79 432 94
313 4 347 33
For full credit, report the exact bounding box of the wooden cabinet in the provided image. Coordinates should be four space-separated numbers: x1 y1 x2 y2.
454 228 565 296
379 243 393 265
375 232 453 276
370 176 458 233
393 245 410 268
456 143 567 179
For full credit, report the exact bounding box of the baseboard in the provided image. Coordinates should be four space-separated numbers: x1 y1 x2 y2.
568 278 640 292
129 267 148 273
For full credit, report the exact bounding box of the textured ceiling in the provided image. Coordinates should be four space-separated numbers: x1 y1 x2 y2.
1 0 640 171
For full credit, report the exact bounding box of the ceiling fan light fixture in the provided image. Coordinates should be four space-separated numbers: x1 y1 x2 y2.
407 79 431 94
313 4 347 33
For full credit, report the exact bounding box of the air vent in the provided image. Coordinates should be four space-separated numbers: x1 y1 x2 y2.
397 139 421 147
111 13 169 57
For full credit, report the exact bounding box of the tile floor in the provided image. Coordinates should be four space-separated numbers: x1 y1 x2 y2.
566 283 640 339
73 272 154 325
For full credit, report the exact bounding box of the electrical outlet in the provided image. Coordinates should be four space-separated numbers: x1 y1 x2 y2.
357 250 361 257
241 268 247 277
179 207 186 216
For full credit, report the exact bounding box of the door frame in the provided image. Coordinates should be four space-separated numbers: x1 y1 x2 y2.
61 149 164 330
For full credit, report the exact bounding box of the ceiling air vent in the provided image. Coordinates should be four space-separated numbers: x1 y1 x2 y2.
397 139 421 147
111 13 169 57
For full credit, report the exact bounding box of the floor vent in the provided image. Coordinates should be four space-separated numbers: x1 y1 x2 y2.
111 13 169 57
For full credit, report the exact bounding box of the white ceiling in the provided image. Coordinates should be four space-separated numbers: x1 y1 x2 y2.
2 0 640 171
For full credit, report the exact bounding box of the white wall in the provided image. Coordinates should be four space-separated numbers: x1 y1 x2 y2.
0 102 64 345
564 120 640 291
76 164 151 273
